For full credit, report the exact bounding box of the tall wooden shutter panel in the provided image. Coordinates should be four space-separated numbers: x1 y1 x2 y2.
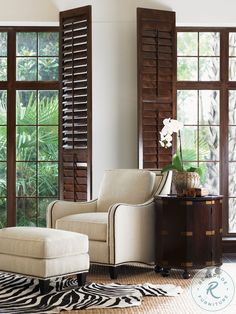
60 6 92 201
137 8 176 169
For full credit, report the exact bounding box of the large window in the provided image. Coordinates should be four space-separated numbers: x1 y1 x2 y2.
0 28 59 228
177 28 236 236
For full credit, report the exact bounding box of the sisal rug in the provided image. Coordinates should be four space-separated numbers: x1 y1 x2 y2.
63 263 236 314
0 272 183 313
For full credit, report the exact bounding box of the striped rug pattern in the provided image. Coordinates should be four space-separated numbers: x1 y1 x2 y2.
0 271 182 313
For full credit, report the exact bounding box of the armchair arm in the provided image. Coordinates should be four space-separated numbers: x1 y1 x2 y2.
47 199 98 228
108 198 156 265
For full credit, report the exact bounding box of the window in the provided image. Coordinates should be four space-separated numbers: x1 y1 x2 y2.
0 28 59 228
16 32 59 81
177 89 220 194
177 28 236 236
177 32 220 81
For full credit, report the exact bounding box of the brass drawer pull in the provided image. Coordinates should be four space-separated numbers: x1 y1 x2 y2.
206 230 215 236
180 231 193 236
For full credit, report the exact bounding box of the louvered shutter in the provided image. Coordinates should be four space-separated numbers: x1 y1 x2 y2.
60 6 92 201
137 8 176 169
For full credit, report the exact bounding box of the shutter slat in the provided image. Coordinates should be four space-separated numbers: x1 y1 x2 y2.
63 59 87 68
60 5 92 202
62 81 87 88
138 8 175 169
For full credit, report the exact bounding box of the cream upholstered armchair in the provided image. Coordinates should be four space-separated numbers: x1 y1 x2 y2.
47 169 172 279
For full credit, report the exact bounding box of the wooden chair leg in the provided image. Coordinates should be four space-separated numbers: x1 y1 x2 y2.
154 265 163 273
109 266 118 280
77 273 87 286
39 279 50 294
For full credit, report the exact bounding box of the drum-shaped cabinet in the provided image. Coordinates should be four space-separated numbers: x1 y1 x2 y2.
155 195 223 279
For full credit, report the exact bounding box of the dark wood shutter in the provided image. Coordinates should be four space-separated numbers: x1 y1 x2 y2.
59 6 92 201
137 8 176 169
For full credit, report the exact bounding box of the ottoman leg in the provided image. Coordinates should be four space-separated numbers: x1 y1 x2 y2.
77 273 87 286
39 279 50 294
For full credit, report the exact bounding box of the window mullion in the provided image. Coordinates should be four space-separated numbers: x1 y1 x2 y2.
220 30 229 236
7 29 16 226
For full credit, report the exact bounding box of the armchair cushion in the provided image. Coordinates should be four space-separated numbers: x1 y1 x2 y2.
47 199 98 229
97 169 156 212
56 212 108 242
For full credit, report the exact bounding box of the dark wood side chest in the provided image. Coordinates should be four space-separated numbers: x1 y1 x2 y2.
155 195 223 278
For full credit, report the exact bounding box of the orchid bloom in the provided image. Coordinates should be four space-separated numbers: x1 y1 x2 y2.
159 132 172 148
159 118 183 149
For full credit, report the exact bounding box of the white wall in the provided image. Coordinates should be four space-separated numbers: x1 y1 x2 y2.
2 0 236 196
52 0 236 26
0 0 58 25
53 0 172 196
52 0 236 196
53 0 142 196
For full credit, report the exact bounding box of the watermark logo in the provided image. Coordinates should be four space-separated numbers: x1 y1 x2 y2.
191 267 235 311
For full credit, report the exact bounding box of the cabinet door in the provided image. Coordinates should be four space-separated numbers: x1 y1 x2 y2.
186 201 212 266
186 200 222 267
211 200 222 264
137 8 176 169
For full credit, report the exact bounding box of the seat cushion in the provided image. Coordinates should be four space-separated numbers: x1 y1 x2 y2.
0 227 88 259
56 212 108 242
0 253 89 278
97 169 156 212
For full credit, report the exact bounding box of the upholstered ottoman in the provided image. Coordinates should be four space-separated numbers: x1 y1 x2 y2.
0 227 89 294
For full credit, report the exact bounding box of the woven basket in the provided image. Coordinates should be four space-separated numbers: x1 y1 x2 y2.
172 171 200 196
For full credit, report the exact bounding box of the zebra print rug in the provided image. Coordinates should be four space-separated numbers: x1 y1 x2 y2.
0 272 183 313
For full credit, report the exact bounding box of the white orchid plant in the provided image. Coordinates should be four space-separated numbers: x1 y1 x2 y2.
160 118 202 176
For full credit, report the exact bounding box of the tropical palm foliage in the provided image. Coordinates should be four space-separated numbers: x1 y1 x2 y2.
0 31 59 228
0 91 58 228
16 92 58 227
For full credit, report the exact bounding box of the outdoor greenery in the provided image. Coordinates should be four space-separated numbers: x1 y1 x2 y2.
228 90 236 232
177 32 220 81
16 91 58 227
0 31 59 228
0 90 6 228
0 91 59 227
0 32 7 81
177 91 219 192
14 32 59 81
177 32 220 195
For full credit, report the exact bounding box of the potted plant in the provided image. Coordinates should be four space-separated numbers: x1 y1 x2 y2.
159 118 202 196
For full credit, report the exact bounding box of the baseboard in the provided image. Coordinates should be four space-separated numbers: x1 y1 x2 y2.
222 237 236 253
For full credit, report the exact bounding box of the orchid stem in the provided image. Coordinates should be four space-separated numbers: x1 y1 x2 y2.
178 130 184 171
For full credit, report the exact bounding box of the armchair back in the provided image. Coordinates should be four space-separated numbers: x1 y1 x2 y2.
97 169 156 212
